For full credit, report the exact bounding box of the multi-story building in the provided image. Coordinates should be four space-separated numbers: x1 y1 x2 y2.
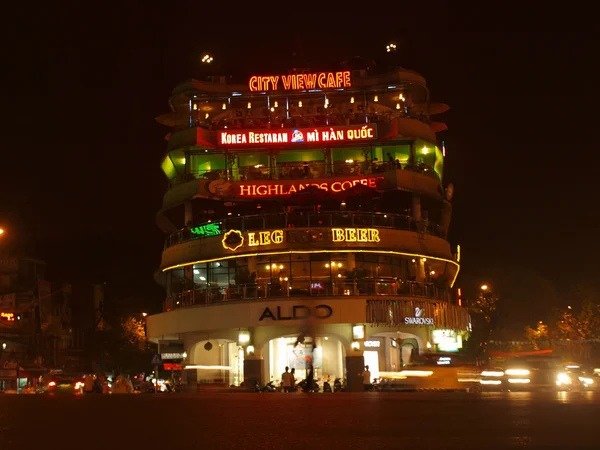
147 62 469 391
0 257 84 386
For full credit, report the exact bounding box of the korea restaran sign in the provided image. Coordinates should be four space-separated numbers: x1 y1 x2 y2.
404 307 434 326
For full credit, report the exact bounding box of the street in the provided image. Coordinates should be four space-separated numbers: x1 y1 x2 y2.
1 391 599 449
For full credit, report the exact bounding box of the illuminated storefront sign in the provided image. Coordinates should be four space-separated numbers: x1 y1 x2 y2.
331 228 380 243
259 305 333 321
248 230 284 246
432 329 462 352
404 307 434 326
222 229 285 251
219 124 377 148
0 312 14 322
222 230 244 251
249 71 351 92
191 222 221 237
364 340 381 348
238 176 384 197
161 352 185 360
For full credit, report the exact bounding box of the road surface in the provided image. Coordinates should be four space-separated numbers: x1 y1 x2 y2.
1 391 599 449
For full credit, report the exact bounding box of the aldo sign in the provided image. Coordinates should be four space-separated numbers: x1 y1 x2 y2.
259 305 333 321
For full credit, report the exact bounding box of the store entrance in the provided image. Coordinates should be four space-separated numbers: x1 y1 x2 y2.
363 351 380 380
265 336 344 386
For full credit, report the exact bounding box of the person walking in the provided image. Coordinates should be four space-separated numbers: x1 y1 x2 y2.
362 365 372 392
281 366 293 393
290 368 296 392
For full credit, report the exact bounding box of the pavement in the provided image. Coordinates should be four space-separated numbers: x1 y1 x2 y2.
1 391 600 449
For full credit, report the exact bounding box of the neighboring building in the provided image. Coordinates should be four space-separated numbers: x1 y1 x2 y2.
147 62 469 391
0 257 86 389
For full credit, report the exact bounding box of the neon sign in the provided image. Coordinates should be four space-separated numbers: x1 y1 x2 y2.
191 222 221 237
219 124 377 148
222 230 244 251
248 230 284 246
238 176 384 197
249 71 351 92
331 228 380 243
222 229 285 251
0 312 14 321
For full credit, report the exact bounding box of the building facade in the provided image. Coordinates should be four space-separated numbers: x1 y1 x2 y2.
146 64 469 391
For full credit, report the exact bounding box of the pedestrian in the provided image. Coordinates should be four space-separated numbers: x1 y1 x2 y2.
281 366 293 393
362 365 372 392
290 368 296 391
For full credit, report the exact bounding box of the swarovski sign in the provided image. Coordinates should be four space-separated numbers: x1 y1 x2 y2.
404 307 434 326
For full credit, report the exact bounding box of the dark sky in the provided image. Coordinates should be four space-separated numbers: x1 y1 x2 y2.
2 5 598 316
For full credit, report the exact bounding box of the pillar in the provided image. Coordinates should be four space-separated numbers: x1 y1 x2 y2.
184 200 194 226
411 193 421 221
345 355 365 392
416 259 426 282
269 153 277 179
324 147 332 175
243 358 263 391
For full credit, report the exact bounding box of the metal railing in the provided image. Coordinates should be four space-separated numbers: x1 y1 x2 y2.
168 161 440 188
163 280 450 311
164 211 445 249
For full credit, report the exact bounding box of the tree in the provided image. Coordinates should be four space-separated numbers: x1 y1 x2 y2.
524 322 549 351
554 300 600 362
467 286 501 362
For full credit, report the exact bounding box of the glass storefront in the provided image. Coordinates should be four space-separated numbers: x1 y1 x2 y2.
166 253 449 297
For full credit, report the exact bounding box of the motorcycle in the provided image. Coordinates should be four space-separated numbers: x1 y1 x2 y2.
333 378 345 392
298 378 320 392
323 380 332 392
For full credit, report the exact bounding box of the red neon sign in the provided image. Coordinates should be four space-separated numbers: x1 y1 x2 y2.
238 176 384 197
249 71 351 92
219 124 377 148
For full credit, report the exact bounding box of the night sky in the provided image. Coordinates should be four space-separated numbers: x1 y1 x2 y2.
2 6 598 323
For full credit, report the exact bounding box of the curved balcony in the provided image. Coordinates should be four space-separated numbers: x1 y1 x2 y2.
164 211 445 249
164 280 451 312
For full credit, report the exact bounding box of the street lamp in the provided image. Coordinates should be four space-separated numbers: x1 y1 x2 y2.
142 312 148 317
0 228 4 236
480 284 489 291
201 53 214 64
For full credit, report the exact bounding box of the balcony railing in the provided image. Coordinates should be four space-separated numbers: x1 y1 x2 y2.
163 280 451 312
164 211 445 249
168 161 439 188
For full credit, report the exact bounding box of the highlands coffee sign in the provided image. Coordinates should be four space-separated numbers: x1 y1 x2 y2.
218 124 377 148
249 71 351 92
259 305 333 321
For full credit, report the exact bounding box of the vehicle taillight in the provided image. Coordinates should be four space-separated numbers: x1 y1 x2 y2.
48 381 56 387
75 382 84 389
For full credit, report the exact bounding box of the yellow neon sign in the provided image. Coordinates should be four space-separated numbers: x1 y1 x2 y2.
331 228 380 243
248 230 284 246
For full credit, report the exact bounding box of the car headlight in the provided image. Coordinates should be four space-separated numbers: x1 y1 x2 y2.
482 371 504 377
556 372 572 385
505 369 530 376
579 377 594 385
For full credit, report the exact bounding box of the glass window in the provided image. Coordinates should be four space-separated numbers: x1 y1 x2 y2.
193 264 208 288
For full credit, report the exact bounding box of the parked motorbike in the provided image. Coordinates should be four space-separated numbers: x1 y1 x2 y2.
323 380 332 392
333 378 345 392
298 378 320 392
261 381 278 392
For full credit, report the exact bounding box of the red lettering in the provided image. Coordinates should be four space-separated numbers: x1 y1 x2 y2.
281 75 293 90
249 76 258 92
330 182 342 192
326 72 336 88
341 181 353 190
304 74 317 89
342 71 351 87
256 185 267 195
317 73 326 89
336 72 343 88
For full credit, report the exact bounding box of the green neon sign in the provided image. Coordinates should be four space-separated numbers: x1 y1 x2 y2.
190 222 222 237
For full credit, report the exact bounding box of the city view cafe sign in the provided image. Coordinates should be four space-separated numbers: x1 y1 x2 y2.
248 71 352 92
218 124 377 149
